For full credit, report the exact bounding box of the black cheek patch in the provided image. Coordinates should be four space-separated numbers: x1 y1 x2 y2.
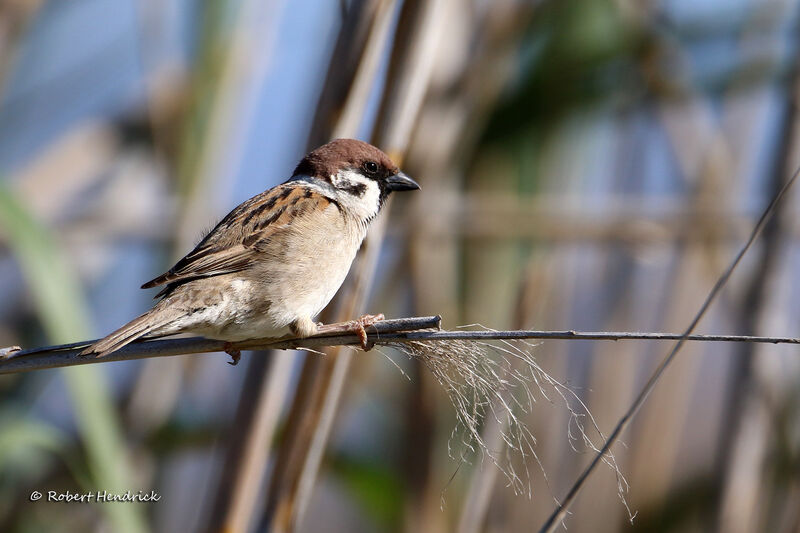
341 181 367 197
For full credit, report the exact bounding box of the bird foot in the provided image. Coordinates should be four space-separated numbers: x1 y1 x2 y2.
223 342 241 366
349 313 384 351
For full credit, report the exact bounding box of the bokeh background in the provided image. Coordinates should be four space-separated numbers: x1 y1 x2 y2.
2 0 800 532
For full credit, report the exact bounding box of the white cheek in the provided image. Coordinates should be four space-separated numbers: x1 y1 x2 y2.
332 170 381 221
359 181 381 217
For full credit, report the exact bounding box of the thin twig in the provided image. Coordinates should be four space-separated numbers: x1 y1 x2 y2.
537 162 800 532
0 316 440 373
4 317 800 375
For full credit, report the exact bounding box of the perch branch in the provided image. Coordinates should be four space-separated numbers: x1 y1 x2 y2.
0 316 441 374
3 316 800 375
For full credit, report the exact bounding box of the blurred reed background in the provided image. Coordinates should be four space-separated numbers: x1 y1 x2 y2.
2 0 800 532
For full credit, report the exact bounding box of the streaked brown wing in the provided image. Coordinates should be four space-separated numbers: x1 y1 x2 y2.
141 184 340 291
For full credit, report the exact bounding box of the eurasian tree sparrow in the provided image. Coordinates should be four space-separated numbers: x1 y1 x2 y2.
81 139 419 362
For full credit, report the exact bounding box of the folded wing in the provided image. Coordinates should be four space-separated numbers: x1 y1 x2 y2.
141 184 341 295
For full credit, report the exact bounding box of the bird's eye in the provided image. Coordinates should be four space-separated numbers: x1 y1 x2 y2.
363 161 379 174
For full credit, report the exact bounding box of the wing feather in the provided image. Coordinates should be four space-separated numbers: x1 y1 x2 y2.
141 184 339 292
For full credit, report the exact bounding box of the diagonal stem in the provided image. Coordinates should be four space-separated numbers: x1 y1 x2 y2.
537 163 800 533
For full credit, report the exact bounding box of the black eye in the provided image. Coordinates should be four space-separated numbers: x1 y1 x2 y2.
363 161 379 174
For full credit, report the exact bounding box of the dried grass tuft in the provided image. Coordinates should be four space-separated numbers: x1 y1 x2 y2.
392 328 632 515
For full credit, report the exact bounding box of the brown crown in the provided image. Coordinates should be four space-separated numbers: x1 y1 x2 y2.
293 139 398 179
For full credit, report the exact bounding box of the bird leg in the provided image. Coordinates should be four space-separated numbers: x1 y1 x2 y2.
223 342 241 366
349 313 385 351
290 316 319 338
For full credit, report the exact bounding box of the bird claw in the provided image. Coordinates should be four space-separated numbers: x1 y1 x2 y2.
223 343 241 366
351 313 384 351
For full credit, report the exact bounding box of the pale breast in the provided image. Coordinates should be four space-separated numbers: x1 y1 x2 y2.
252 201 366 327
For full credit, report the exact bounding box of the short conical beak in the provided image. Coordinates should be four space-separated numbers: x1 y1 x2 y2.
385 171 420 191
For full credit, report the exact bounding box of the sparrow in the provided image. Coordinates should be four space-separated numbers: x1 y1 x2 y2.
80 138 419 363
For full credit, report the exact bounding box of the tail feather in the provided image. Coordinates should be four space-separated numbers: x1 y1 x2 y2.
81 308 177 358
